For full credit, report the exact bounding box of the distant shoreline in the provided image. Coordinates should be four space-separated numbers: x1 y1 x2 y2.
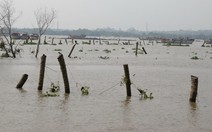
10 28 212 39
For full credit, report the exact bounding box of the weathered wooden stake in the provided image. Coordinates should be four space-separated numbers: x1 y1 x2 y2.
38 54 46 90
189 75 198 102
59 40 62 44
135 42 139 56
51 37 54 45
68 44 77 58
44 36 47 44
99 38 101 44
16 74 28 89
142 47 147 54
123 64 131 97
65 39 68 44
58 54 70 93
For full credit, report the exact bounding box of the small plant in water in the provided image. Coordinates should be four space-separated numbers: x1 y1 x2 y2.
43 82 60 97
103 49 111 53
1 53 9 57
98 56 110 60
81 86 89 95
120 75 128 86
191 56 199 60
120 75 153 99
137 88 153 99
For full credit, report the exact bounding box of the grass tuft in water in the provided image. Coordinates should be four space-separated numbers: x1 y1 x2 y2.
191 56 199 60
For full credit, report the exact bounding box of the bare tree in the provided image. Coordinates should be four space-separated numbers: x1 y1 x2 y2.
34 8 56 58
0 0 20 58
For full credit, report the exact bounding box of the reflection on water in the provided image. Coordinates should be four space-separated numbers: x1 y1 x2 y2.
122 96 131 106
18 88 27 93
1 42 212 131
190 102 198 111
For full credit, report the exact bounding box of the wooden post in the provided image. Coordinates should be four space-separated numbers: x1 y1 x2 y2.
65 39 68 44
59 40 62 44
135 42 139 56
99 38 101 44
123 64 131 97
68 44 77 58
93 39 95 45
190 75 198 102
142 47 147 54
16 74 28 89
58 54 70 93
44 36 47 44
51 37 54 45
38 54 46 90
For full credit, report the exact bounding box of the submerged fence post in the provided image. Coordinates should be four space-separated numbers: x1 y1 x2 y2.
59 40 62 44
142 47 147 54
38 54 46 90
123 64 131 97
51 37 54 45
65 39 68 44
135 42 139 56
68 44 77 58
16 74 28 89
58 53 70 93
99 38 102 44
44 36 47 44
189 75 198 102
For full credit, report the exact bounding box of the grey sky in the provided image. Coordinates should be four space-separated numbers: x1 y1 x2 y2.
13 0 212 31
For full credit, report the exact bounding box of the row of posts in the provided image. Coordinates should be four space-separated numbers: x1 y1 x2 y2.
16 58 198 103
123 64 198 103
16 53 70 94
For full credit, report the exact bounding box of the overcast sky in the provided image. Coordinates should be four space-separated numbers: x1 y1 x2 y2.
12 0 212 31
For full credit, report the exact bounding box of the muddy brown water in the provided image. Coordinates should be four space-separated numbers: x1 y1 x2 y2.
0 39 212 131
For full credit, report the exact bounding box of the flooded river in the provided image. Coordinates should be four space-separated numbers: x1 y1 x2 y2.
0 38 212 131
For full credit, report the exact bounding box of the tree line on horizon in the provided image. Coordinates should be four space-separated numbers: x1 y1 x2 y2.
13 28 212 40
